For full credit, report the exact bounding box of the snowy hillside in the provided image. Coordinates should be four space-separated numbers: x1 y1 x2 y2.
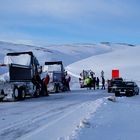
66 44 140 85
0 41 111 66
0 41 135 66
0 41 140 140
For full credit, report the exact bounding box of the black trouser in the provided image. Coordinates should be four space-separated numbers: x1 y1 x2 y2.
86 83 91 89
101 84 105 89
41 82 49 96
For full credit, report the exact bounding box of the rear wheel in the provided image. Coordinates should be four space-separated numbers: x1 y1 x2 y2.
13 87 19 101
19 88 26 100
136 88 139 95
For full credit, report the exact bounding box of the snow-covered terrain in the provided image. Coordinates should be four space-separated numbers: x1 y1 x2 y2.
0 41 140 140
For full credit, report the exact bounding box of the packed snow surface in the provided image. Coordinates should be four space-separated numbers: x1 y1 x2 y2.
0 41 140 140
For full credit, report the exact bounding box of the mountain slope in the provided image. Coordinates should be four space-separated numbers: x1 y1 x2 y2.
66 45 140 84
0 41 134 66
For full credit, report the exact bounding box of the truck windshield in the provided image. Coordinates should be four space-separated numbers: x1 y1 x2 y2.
4 54 31 66
43 64 62 72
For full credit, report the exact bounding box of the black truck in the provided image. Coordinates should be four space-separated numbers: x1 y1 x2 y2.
108 78 123 93
115 81 139 97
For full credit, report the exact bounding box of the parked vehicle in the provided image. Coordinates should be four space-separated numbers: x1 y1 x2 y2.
79 70 94 88
115 81 139 97
42 61 67 93
0 51 40 101
108 77 123 93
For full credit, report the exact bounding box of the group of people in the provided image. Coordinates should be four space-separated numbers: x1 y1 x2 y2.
79 70 106 90
32 70 71 96
32 69 106 95
32 72 50 96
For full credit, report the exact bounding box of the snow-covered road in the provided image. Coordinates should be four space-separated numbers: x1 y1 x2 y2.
0 89 109 140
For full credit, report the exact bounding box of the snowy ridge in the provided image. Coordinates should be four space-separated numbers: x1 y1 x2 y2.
0 41 135 66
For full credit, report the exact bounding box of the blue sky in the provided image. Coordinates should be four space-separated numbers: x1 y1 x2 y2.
0 0 140 45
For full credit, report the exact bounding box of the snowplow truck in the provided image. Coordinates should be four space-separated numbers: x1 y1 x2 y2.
0 51 40 101
43 61 67 93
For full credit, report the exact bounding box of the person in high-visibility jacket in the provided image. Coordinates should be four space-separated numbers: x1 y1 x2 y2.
85 77 92 89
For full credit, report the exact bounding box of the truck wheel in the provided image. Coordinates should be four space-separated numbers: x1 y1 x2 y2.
136 89 139 95
19 88 26 100
21 89 26 100
13 87 19 101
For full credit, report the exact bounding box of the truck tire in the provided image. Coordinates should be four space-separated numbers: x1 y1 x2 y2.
13 87 19 101
19 88 26 100
136 89 139 95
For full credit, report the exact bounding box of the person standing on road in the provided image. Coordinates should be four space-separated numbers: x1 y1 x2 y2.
90 71 96 90
32 73 42 96
92 77 96 90
101 77 105 90
96 77 100 89
101 70 104 78
85 76 92 90
43 73 50 96
65 71 71 91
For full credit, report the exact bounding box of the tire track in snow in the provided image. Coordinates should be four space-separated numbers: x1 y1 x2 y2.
0 102 80 140
0 90 108 140
17 98 104 140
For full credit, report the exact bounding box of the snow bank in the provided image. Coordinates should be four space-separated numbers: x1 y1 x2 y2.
73 95 140 140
